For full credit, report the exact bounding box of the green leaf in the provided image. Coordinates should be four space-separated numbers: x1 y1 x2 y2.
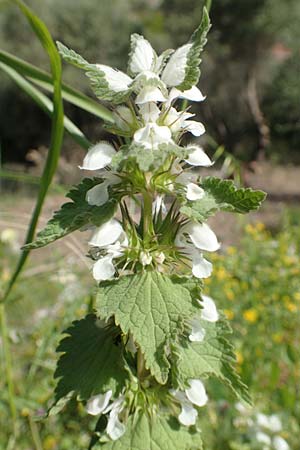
57 42 132 104
172 319 251 405
96 412 202 450
96 273 200 384
23 178 116 250
0 49 113 123
180 193 221 222
53 315 127 411
177 7 211 91
201 177 267 213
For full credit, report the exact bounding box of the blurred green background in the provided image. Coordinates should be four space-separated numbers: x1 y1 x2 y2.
0 1 300 449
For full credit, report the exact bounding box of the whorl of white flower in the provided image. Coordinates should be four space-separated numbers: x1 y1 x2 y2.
139 102 161 123
256 413 282 433
89 219 124 248
184 145 213 167
139 251 152 266
113 106 134 131
134 123 172 150
95 64 133 92
168 86 206 104
135 85 167 104
86 390 113 416
273 436 290 450
199 295 219 322
161 44 193 86
182 222 220 253
80 142 116 171
170 379 208 426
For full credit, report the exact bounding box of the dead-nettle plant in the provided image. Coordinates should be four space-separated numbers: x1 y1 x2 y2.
25 8 265 449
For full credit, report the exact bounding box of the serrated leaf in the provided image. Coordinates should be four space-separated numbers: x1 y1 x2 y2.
180 193 221 222
96 273 200 384
53 315 127 410
24 178 116 249
201 177 266 214
96 412 202 450
57 42 132 104
173 319 251 405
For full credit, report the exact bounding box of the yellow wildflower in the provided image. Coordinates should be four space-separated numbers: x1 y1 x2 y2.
255 222 265 232
243 308 258 323
43 436 57 450
294 293 300 301
272 333 283 343
226 246 237 255
224 309 234 320
225 289 235 301
236 351 244 365
286 302 297 313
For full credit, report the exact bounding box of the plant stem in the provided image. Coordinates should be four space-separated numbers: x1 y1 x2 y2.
0 303 17 438
142 190 154 242
28 415 43 450
137 348 146 380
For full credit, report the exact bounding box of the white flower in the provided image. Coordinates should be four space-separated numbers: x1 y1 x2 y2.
184 145 213 167
256 431 272 447
256 413 282 433
156 252 166 265
135 85 167 104
89 219 124 248
161 44 192 86
86 390 113 416
152 195 167 215
134 123 172 150
199 295 219 322
163 107 194 134
186 183 205 201
95 64 133 92
170 379 208 427
168 86 206 103
189 318 206 342
183 120 205 137
80 142 116 171
273 436 290 450
86 392 126 441
181 222 220 253
113 106 134 131
139 251 152 266
139 102 161 123
86 174 120 207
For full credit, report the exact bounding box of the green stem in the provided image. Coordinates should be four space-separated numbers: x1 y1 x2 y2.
142 190 154 242
137 348 146 380
28 415 43 450
0 303 17 438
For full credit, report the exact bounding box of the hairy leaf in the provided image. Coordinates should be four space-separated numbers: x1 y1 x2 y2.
96 273 200 384
23 178 116 249
180 193 221 222
96 412 202 450
201 177 266 213
173 319 251 405
52 315 127 412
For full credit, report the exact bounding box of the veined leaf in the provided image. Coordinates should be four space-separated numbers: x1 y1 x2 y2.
23 178 116 250
180 193 221 222
201 177 266 213
52 315 127 412
57 42 132 104
96 272 200 384
0 49 114 123
96 412 202 450
172 319 251 405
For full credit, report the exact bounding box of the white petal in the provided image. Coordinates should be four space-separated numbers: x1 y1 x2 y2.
256 432 272 446
187 222 220 252
139 102 161 123
135 85 167 104
185 379 208 407
107 412 126 441
189 318 206 342
186 183 205 201
134 123 172 149
184 120 206 137
86 390 112 416
139 251 152 266
161 44 192 86
113 106 134 131
152 195 167 215
96 64 132 92
169 86 206 103
178 403 198 426
273 436 290 450
129 35 155 75
86 182 109 206
89 219 124 247
192 254 213 279
199 295 219 322
184 145 213 167
92 256 115 281
80 142 116 170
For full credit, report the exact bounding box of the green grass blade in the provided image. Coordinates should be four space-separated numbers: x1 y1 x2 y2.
2 0 64 303
0 49 114 123
0 62 91 149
